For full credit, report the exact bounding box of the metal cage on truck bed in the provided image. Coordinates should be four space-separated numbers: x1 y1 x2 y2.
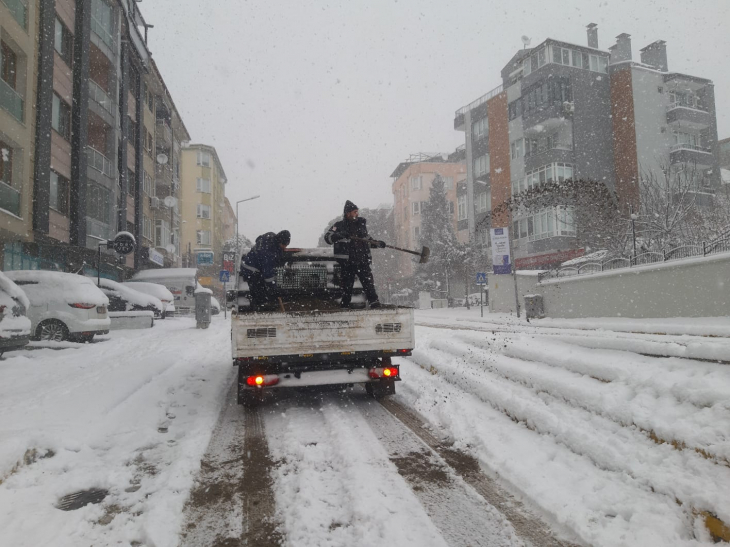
275 265 333 290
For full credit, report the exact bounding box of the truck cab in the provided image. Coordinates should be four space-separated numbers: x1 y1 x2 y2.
231 248 414 406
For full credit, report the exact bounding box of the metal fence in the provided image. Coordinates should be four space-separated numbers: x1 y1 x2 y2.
538 237 730 282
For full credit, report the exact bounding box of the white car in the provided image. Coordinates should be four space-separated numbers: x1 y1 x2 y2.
91 278 164 317
5 271 110 342
0 272 32 352
122 282 175 317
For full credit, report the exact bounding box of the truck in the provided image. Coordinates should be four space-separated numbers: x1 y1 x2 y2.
231 248 414 406
129 268 199 315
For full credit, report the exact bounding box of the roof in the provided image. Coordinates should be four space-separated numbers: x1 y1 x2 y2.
184 144 228 183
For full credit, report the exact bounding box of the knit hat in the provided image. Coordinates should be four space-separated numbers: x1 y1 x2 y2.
275 230 291 246
344 200 359 214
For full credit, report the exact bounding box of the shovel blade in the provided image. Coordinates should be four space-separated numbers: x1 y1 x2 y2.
419 246 430 264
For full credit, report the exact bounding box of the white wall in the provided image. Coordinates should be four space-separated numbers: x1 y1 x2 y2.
536 253 730 318
490 272 540 314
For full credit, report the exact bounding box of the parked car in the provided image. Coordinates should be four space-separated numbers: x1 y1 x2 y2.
129 268 198 315
0 272 32 353
90 278 164 317
5 271 110 343
122 282 175 317
210 296 221 315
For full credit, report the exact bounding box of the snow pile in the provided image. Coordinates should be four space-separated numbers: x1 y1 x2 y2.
5 271 108 307
131 268 197 282
0 271 30 310
0 316 233 546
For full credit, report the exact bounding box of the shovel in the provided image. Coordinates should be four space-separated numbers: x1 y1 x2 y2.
350 236 430 264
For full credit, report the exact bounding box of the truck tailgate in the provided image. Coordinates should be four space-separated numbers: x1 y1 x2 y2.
232 307 414 359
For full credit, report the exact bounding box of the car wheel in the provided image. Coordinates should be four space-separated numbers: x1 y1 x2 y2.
36 320 69 342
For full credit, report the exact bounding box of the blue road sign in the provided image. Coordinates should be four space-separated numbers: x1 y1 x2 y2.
476 272 487 285
197 252 214 265
219 270 230 283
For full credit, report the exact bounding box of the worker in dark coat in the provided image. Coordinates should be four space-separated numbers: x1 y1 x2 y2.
324 201 385 309
240 230 291 310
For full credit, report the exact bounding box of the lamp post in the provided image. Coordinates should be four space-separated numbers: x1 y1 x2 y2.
236 195 261 250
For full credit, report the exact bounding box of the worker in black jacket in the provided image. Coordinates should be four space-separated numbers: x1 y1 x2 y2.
324 201 386 309
240 230 290 310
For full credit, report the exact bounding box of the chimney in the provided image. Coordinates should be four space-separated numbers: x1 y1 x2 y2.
610 33 632 64
586 23 599 49
640 40 668 72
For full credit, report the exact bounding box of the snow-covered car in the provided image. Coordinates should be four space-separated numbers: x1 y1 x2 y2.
210 296 221 315
122 282 175 317
130 268 198 315
91 278 164 317
5 271 110 342
0 272 32 352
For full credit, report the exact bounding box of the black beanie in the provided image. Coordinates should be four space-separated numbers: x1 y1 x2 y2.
344 200 358 214
275 230 291 246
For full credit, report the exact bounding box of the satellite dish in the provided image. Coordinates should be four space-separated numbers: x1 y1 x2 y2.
163 195 177 208
166 244 176 254
156 153 169 165
521 35 532 48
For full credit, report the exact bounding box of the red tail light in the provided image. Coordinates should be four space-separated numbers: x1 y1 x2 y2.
69 303 96 309
245 374 279 387
368 367 400 379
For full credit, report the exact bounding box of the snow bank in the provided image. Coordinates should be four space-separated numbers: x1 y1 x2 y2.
5 271 108 307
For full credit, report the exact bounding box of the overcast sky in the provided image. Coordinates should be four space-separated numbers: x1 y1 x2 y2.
141 0 730 247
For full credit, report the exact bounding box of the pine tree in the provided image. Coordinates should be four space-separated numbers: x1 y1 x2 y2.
417 175 465 295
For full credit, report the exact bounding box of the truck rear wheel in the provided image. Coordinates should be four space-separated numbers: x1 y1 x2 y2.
366 379 396 399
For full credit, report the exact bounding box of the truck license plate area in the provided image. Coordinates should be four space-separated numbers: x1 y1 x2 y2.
277 368 371 388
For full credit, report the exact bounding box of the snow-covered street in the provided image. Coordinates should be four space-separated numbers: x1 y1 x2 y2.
2 310 730 546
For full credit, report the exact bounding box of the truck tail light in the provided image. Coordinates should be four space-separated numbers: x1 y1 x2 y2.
245 374 279 387
368 366 399 379
69 303 96 309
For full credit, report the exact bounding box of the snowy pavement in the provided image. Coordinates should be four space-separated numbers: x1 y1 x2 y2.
1 309 729 546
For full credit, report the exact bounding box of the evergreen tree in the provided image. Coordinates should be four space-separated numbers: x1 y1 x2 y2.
417 175 465 295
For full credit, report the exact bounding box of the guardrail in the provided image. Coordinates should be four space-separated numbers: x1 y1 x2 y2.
87 146 114 178
89 80 114 115
670 143 712 154
538 237 730 282
455 84 504 117
666 102 707 112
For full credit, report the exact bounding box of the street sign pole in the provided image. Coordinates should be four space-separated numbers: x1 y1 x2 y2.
481 287 483 317
223 280 226 319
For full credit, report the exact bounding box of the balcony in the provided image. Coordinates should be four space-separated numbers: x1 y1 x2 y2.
88 80 114 116
454 83 503 131
669 143 714 168
0 180 21 216
0 78 24 122
666 103 711 130
156 119 172 143
87 146 114 178
1 0 27 29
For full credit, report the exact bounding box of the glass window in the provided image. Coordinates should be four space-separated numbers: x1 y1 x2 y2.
553 46 562 64
571 50 582 68
49 171 70 214
598 56 608 73
197 204 211 218
457 194 467 220
562 48 570 66
442 176 454 190
412 201 420 215
1 41 18 89
54 18 74 67
197 151 211 166
196 230 211 245
87 182 110 224
523 56 531 76
196 178 211 193
52 94 71 140
537 48 546 67
91 0 114 48
0 140 13 186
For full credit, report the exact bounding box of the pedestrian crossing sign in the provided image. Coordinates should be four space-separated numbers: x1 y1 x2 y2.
476 272 487 285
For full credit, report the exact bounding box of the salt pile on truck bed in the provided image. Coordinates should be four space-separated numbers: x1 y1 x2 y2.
232 249 414 406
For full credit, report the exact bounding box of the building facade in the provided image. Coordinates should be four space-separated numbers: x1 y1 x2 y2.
179 144 228 290
455 24 721 270
0 0 191 279
390 152 466 278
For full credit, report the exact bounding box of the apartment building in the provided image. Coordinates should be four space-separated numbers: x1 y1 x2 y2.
222 197 236 244
390 152 466 278
454 24 721 270
0 0 37 267
0 0 191 278
179 144 228 288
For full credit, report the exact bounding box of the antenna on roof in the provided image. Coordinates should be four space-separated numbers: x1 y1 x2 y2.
521 35 531 49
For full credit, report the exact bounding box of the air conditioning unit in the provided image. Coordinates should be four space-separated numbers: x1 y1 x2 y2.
150 197 161 209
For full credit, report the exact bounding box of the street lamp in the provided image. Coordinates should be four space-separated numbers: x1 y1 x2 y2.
236 195 261 248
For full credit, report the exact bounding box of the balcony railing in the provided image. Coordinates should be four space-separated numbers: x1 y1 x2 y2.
456 83 504 117
89 80 114 115
0 180 21 216
1 0 27 29
666 102 707 113
524 141 573 158
156 119 172 142
0 78 24 122
91 16 115 50
87 146 114 177
670 143 712 154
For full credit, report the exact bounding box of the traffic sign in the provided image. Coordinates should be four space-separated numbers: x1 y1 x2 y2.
109 231 136 255
219 270 230 283
475 272 487 285
197 251 214 265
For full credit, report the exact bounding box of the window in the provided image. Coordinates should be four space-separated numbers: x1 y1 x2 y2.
457 195 467 220
52 94 71 140
511 138 524 160
447 201 455 215
197 204 211 219
87 182 111 224
472 117 488 140
514 163 574 195
197 151 211 166
142 171 154 195
1 41 18 89
156 219 171 247
474 154 489 176
411 201 420 215
442 176 454 190
196 178 211 193
509 77 572 121
54 18 74 67
0 141 13 186
537 47 546 68
673 131 702 149
127 168 135 195
476 192 489 213
49 171 70 214
409 175 422 190
91 0 114 48
196 230 211 245
413 226 420 246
